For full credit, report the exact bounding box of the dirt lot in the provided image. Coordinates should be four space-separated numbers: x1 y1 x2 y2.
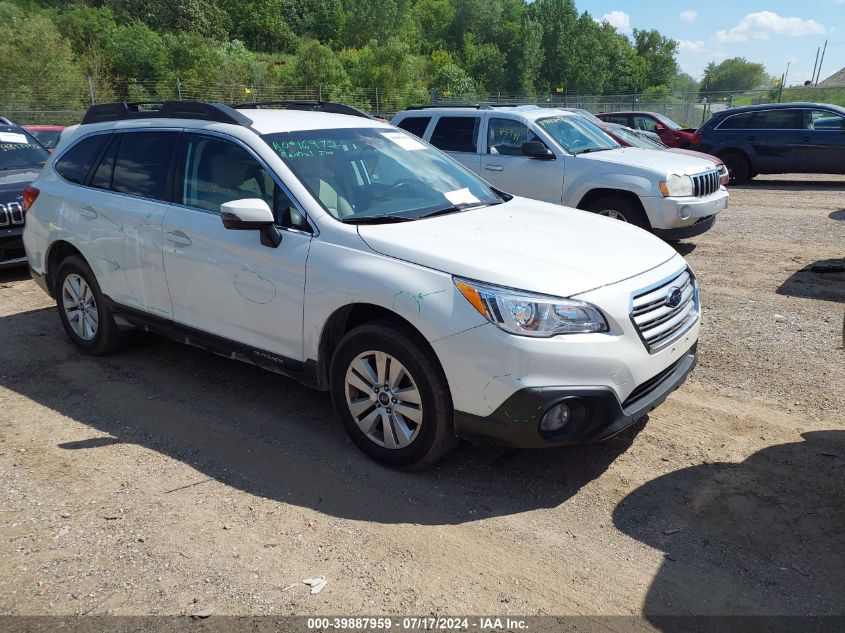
1 175 843 625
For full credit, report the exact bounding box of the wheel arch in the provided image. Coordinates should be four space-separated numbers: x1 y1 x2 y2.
45 240 86 297
576 189 652 229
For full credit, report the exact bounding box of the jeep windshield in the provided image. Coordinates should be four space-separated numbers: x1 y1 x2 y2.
536 116 620 155
0 127 49 170
263 128 502 223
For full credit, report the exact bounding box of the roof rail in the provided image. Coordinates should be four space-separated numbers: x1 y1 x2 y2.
404 104 542 111
81 101 253 126
232 100 373 120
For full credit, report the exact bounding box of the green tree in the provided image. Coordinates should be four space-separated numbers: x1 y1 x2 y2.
431 63 475 97
670 72 699 95
700 57 766 94
632 29 678 89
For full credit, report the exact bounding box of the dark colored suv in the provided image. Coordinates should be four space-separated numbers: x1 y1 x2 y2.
1 123 49 267
692 102 845 184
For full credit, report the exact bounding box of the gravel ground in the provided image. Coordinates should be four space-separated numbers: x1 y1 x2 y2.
0 174 843 625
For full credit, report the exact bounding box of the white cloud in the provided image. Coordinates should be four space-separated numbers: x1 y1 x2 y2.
678 39 706 53
715 11 826 43
597 10 631 33
680 10 698 22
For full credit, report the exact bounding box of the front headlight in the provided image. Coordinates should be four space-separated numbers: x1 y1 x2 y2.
454 277 608 337
659 174 694 197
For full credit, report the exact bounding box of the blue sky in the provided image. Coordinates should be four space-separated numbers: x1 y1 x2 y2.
577 1 844 85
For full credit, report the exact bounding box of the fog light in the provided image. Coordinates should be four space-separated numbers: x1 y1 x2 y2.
678 205 692 220
540 402 571 433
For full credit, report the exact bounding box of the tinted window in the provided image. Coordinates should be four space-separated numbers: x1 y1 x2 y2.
396 117 431 138
808 109 845 130
602 114 629 126
753 110 803 130
111 132 177 200
718 113 753 130
55 134 109 184
487 118 541 155
90 136 119 190
429 117 479 152
632 115 658 133
182 134 306 230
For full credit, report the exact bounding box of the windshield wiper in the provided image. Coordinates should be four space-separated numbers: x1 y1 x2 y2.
419 201 500 219
573 147 613 155
341 214 415 225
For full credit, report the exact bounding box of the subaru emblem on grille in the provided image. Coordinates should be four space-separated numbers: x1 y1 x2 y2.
665 287 682 308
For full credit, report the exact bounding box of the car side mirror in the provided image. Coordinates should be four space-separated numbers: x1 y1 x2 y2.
522 141 554 160
220 198 282 248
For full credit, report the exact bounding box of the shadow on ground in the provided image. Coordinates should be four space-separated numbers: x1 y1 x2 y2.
0 306 643 526
777 259 845 303
0 266 31 283
731 179 845 192
614 431 845 625
829 209 845 222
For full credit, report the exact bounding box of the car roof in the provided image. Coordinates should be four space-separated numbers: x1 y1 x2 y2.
23 125 64 131
239 109 389 134
599 111 661 117
713 102 845 117
397 106 577 122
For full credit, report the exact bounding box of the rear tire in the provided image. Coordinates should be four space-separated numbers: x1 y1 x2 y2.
721 151 752 185
55 255 131 356
586 195 649 230
329 319 458 470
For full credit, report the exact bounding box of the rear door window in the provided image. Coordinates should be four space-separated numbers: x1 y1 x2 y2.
396 116 431 138
429 116 479 153
632 115 658 132
807 109 845 130
752 110 803 130
602 114 630 126
110 131 178 201
55 134 110 184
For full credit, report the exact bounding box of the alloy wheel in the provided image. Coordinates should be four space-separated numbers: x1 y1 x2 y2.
344 350 423 449
62 273 98 341
599 209 628 222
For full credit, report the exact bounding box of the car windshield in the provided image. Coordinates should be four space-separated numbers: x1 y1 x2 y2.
568 109 605 126
611 125 665 149
654 113 682 130
263 127 502 222
0 128 49 170
28 129 62 150
536 115 620 154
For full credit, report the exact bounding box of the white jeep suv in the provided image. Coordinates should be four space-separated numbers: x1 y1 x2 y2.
392 106 728 240
23 101 700 469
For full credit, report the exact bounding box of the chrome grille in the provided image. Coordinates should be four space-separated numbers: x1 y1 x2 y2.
692 170 720 197
631 268 699 352
0 201 25 228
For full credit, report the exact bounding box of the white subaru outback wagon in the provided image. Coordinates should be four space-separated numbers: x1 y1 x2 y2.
23 101 700 469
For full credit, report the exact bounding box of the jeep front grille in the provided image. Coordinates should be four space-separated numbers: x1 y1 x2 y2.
631 268 698 352
692 171 720 197
0 201 25 228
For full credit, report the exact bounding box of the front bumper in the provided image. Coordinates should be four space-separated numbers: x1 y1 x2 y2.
641 189 728 232
454 344 697 448
654 214 716 240
0 227 26 268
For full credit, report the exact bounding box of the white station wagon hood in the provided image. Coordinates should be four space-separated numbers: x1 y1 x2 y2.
357 197 680 298
582 147 716 175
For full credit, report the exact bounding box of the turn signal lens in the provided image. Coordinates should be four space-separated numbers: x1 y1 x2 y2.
22 186 39 213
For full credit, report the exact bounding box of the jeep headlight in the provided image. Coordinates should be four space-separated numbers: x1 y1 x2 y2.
659 174 694 197
454 278 608 337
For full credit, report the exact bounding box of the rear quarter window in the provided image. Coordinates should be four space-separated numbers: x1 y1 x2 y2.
751 109 803 130
55 134 110 184
110 132 178 201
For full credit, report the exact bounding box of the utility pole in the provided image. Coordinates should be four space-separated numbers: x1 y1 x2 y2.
815 40 828 86
810 47 820 85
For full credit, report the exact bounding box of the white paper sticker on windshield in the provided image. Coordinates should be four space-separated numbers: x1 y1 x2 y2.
444 188 480 206
0 132 28 144
380 131 427 151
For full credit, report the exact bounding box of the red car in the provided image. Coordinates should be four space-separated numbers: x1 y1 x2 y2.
597 121 729 186
596 111 696 148
22 125 64 152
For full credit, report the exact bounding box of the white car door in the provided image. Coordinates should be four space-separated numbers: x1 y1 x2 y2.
480 117 564 204
161 132 311 364
69 130 177 317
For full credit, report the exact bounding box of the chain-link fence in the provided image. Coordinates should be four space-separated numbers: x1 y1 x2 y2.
2 76 843 127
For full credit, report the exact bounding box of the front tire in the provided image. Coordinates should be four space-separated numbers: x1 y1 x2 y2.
329 319 458 469
721 151 752 185
586 195 650 230
55 255 130 356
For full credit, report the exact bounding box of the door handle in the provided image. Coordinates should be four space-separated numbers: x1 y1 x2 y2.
164 231 192 246
484 164 504 172
78 206 98 219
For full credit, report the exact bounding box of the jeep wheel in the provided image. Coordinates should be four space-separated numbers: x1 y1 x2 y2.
586 195 649 230
55 255 131 355
329 320 458 469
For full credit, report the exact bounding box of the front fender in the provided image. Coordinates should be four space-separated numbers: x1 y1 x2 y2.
302 239 488 362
